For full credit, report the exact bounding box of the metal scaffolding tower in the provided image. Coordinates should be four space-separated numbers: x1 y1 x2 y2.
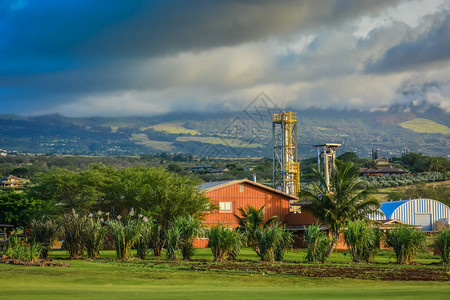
273 112 300 212
313 143 341 192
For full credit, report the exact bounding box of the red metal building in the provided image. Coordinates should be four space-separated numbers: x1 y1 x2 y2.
194 179 298 248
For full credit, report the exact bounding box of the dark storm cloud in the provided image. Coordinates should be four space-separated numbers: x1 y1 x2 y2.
0 0 396 75
365 13 450 74
1 0 432 116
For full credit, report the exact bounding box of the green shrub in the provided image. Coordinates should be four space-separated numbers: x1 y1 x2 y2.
255 223 288 262
208 225 243 262
151 223 164 256
136 218 152 259
85 216 108 258
387 224 426 264
61 210 89 259
175 215 203 260
436 229 450 264
274 226 294 262
5 233 42 262
29 218 60 258
109 218 142 260
304 224 331 263
343 219 379 263
166 224 181 260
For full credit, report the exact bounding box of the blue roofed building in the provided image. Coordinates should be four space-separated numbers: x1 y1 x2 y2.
368 198 450 231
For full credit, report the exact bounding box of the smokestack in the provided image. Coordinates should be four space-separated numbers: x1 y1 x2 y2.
252 173 256 183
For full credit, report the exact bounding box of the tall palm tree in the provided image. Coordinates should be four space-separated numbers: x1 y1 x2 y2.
234 205 278 255
301 162 379 250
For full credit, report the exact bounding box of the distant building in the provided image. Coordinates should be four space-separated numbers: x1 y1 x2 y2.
375 158 389 165
367 198 450 231
191 164 213 173
359 166 407 176
194 179 297 248
0 175 23 188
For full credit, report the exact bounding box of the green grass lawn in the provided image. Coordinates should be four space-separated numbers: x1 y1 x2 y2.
0 248 448 299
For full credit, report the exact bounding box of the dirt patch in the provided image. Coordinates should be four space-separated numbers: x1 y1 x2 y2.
163 260 449 281
0 256 71 267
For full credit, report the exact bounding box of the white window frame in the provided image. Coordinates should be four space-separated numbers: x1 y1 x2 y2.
219 202 232 213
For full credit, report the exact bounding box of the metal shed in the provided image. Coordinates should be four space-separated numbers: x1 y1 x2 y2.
371 199 450 231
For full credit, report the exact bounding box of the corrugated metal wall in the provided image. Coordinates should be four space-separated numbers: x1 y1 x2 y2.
391 198 450 231
367 209 386 221
203 182 290 228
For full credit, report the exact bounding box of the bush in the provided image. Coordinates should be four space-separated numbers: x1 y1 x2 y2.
85 216 108 258
175 215 203 260
274 227 294 262
136 218 152 259
343 219 379 263
29 218 59 258
165 224 181 260
436 229 450 264
208 225 243 262
387 224 426 264
61 210 89 259
254 223 289 262
304 224 331 263
5 233 42 262
109 218 142 260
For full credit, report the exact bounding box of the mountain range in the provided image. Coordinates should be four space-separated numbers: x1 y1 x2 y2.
0 103 448 159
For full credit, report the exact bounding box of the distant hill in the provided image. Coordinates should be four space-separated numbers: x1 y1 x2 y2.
0 103 448 158
399 118 450 134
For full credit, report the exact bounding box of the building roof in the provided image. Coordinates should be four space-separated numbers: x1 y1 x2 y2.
1 175 21 181
380 200 410 219
313 143 341 147
192 164 212 169
198 179 298 200
198 180 234 190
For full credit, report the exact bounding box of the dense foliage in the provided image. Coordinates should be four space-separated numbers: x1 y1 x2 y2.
304 224 331 263
301 163 380 248
343 219 379 263
234 205 278 256
0 193 46 227
387 225 426 265
436 229 450 264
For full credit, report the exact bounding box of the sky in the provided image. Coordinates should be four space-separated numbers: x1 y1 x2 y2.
0 0 449 117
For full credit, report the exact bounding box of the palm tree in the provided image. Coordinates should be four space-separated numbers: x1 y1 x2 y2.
234 205 278 255
300 162 379 251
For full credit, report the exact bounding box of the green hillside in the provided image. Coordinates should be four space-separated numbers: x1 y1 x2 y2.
400 118 450 134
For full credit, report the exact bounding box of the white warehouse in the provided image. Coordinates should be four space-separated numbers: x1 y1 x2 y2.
367 198 450 231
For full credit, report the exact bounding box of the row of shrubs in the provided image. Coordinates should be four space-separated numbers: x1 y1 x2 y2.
305 220 450 264
360 172 446 188
5 212 449 265
5 209 295 262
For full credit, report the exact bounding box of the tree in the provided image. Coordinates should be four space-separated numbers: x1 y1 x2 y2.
234 205 278 256
0 193 47 227
300 163 380 251
29 164 117 214
105 167 210 256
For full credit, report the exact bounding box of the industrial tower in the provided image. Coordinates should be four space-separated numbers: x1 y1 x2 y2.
273 111 300 212
313 143 341 192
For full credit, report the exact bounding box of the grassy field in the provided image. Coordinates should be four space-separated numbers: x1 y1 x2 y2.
0 248 448 299
144 121 200 135
372 180 450 202
176 136 263 148
130 134 175 151
399 118 450 134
